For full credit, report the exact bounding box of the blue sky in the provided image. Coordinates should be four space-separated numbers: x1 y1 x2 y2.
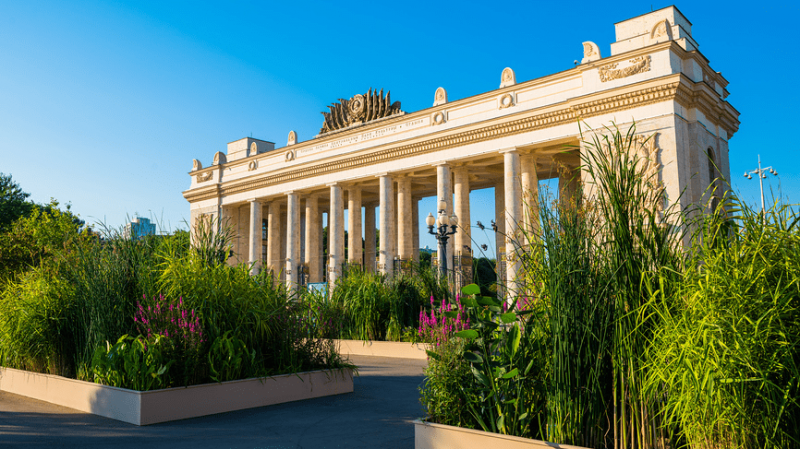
1 1 797 253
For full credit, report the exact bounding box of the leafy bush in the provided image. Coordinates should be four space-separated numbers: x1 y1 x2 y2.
91 334 172 391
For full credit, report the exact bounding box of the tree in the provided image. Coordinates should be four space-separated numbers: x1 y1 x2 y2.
0 173 34 231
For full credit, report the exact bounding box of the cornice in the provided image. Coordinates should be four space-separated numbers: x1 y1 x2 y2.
183 184 221 203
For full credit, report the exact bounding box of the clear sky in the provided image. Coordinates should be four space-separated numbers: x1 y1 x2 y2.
1 1 797 254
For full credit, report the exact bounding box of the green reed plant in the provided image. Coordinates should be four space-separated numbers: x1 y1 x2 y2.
580 122 683 449
522 186 613 447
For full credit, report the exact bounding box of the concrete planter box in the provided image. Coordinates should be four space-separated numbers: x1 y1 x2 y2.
0 366 353 426
414 419 591 449
334 339 430 360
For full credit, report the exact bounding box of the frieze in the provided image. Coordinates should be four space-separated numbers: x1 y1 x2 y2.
599 55 651 82
298 118 428 158
195 171 213 183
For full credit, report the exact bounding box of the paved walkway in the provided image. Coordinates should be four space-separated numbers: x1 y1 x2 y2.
0 356 427 449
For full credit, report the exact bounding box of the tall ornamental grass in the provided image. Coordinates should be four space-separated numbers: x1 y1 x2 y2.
645 199 800 448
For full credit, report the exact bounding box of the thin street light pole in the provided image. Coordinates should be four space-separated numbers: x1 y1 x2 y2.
744 154 778 223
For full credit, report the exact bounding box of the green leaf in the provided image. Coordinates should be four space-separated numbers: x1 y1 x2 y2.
455 329 479 340
461 283 481 296
502 368 519 379
499 312 517 323
471 366 491 387
461 297 479 308
488 306 502 313
425 350 441 360
443 311 459 319
507 324 521 357
478 297 499 306
464 351 484 364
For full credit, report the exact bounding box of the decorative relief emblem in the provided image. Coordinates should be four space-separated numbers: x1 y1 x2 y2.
250 142 257 156
598 55 651 82
212 151 226 166
431 111 446 126
192 159 203 171
650 19 671 43
500 67 516 88
196 171 212 183
581 41 601 64
634 132 664 212
498 93 515 109
319 88 403 135
287 130 297 146
433 87 447 106
248 160 258 171
285 150 296 162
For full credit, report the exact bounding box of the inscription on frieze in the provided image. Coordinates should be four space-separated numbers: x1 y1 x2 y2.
298 118 428 158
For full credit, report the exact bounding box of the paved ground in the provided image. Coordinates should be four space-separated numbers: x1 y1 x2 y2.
0 355 427 449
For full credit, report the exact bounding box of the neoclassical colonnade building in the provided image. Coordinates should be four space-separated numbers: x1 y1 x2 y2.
184 7 739 294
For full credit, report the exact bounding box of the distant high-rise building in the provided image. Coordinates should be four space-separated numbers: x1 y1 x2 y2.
123 217 156 240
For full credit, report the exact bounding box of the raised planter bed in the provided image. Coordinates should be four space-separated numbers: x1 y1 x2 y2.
414 419 591 449
334 339 430 360
0 366 353 426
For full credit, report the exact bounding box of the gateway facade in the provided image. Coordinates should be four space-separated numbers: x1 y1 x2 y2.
184 7 739 292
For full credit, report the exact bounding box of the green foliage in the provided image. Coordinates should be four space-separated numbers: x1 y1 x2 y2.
420 337 475 429
646 198 800 449
0 172 34 231
208 330 253 383
307 264 443 342
0 214 350 390
0 201 86 281
0 268 77 376
91 334 172 391
421 283 545 437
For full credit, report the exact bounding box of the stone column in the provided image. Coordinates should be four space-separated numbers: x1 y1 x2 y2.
454 167 471 257
328 184 345 289
436 164 453 271
347 187 363 268
454 167 471 289
248 199 262 276
559 165 581 208
285 192 300 289
305 194 321 283
494 179 505 297
279 211 287 282
378 175 395 278
364 204 376 272
412 198 420 264
267 201 281 276
397 177 413 262
503 150 522 300
520 153 540 244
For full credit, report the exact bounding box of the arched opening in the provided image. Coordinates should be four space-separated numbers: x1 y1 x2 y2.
708 148 719 212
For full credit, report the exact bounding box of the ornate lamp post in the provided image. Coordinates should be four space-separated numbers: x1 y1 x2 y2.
426 200 458 279
744 154 778 222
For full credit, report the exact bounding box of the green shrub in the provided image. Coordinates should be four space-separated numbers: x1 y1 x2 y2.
91 334 172 391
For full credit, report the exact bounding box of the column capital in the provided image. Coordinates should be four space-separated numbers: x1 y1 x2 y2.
247 198 261 203
499 147 520 154
432 161 451 167
374 172 392 178
326 182 340 187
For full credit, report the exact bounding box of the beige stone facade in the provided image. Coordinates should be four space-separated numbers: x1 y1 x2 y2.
184 7 739 294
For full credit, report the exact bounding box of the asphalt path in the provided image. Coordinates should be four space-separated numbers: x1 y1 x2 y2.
0 355 427 449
